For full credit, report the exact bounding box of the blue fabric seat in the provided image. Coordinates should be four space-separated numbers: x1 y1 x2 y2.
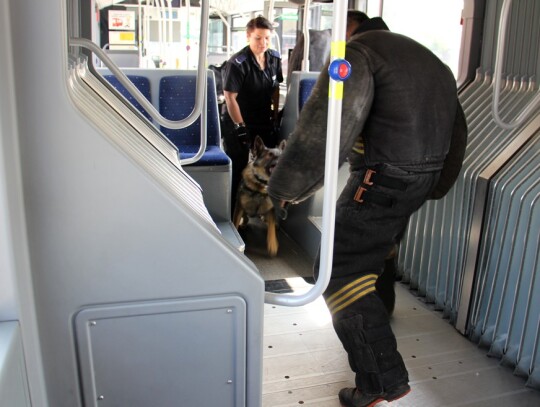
159 74 229 166
298 78 317 112
104 75 152 120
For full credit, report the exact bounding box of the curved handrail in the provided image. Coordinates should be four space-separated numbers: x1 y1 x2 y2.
68 0 210 131
492 0 540 129
301 0 312 72
264 0 349 307
180 88 208 166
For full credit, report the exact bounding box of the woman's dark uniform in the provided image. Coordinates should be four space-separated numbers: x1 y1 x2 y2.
222 46 283 213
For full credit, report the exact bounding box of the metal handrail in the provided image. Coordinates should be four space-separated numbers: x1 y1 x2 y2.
180 90 208 166
301 0 312 72
492 0 540 129
264 0 348 307
68 0 209 132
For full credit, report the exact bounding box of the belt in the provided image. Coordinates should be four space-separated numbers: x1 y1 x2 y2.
353 169 408 207
363 168 408 191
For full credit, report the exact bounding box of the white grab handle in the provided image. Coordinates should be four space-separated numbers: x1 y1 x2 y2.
264 0 349 307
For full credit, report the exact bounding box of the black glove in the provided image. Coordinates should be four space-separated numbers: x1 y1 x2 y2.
235 124 250 146
270 196 289 221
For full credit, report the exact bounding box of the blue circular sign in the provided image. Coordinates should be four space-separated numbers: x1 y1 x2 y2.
328 59 352 81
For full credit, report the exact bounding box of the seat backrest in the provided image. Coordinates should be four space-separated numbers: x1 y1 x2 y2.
298 78 317 112
100 69 228 166
287 29 331 86
104 75 152 120
280 71 320 141
158 72 229 166
158 73 221 148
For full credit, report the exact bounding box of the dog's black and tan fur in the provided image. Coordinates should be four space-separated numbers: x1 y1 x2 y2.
233 136 286 257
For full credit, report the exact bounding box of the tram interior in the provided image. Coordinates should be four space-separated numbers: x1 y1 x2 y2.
0 1 539 406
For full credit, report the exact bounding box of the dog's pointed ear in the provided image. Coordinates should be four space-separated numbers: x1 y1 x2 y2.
252 136 265 156
278 139 287 151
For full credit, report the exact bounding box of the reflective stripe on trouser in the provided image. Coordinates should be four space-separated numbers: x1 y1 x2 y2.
326 274 378 315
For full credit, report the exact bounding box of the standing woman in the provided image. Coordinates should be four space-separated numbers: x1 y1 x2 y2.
222 15 283 212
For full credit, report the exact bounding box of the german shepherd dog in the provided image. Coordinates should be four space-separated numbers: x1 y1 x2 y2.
233 136 286 257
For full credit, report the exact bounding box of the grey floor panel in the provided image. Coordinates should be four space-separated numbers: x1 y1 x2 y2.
244 217 540 406
240 218 314 280
261 280 540 407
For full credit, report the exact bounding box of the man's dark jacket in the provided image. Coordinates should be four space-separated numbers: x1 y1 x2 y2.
268 18 467 202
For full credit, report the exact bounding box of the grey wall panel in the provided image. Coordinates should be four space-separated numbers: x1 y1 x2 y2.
399 82 539 389
468 133 539 388
398 73 539 321
9 2 265 406
481 0 540 79
75 296 247 407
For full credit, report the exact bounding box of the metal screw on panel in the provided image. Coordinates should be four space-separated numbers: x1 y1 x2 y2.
90 321 97 326
227 380 233 384
97 395 104 400
226 309 233 314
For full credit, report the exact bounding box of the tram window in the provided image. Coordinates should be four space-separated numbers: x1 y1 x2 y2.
230 12 264 51
381 0 463 77
317 4 333 30
278 8 299 51
208 17 227 65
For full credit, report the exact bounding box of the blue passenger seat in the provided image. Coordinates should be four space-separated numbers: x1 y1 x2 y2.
280 71 320 141
104 75 152 121
298 78 317 112
99 69 232 222
159 74 229 166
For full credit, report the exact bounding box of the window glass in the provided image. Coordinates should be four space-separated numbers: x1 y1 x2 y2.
382 0 463 77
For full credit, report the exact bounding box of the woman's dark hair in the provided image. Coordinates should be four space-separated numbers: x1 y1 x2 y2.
246 15 274 33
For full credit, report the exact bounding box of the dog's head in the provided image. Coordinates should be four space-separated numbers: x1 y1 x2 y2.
250 136 287 181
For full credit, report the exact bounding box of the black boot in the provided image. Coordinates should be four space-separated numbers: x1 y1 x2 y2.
338 385 410 407
338 387 384 407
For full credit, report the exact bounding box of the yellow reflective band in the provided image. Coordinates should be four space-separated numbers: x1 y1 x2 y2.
329 81 344 100
331 41 347 59
334 82 344 100
326 274 378 314
327 279 377 309
326 274 378 305
328 41 347 100
327 275 377 308
330 286 377 314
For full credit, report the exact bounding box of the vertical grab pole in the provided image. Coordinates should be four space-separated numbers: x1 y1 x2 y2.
264 0 349 306
301 0 312 72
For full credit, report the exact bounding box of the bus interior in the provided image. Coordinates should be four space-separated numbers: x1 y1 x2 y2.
1 0 540 406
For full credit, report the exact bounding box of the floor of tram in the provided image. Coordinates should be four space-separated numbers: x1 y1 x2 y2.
240 219 540 407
